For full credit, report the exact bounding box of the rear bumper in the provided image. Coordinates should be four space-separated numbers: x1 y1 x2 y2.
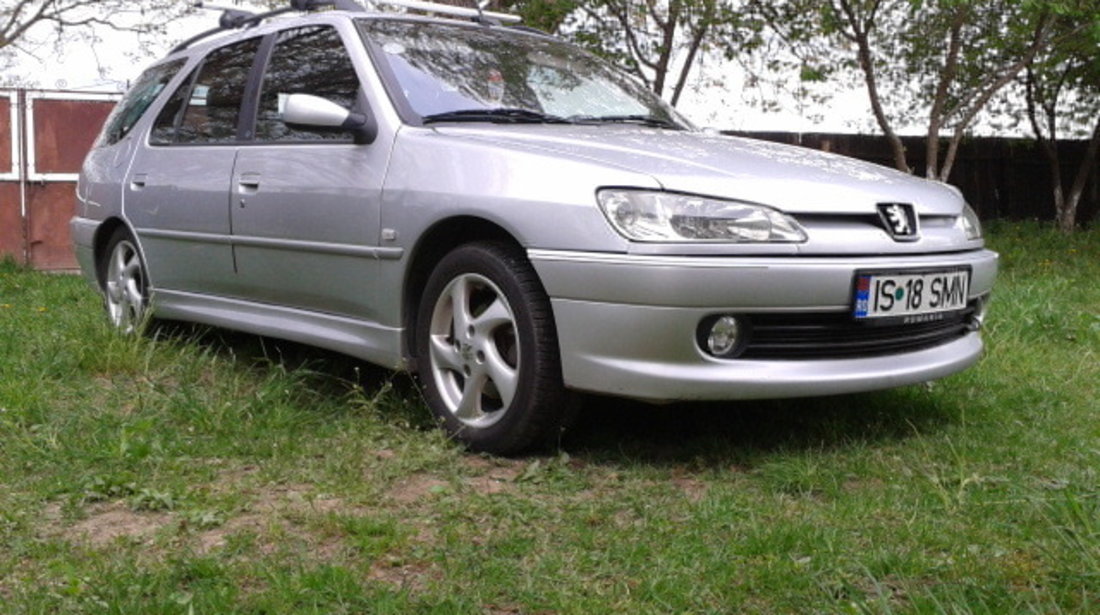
70 216 99 288
529 248 997 401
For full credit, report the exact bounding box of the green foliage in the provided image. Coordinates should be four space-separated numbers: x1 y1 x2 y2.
748 0 1093 180
542 0 760 104
509 0 582 32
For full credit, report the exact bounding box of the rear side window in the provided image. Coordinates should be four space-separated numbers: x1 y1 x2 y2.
255 26 361 142
151 37 262 145
97 59 186 146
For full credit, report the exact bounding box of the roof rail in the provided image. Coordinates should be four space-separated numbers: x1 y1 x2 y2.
366 0 522 24
173 0 368 53
291 0 366 11
171 0 522 54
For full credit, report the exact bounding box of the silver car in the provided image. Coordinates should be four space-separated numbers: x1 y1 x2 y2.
72 0 997 453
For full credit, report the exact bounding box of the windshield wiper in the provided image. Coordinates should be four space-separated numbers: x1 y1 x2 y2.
422 108 572 125
569 114 682 129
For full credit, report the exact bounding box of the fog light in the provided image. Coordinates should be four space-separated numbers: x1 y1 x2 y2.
706 316 742 356
969 294 991 331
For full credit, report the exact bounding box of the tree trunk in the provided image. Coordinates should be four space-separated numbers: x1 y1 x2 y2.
933 13 1054 182
835 0 910 173
1059 119 1100 233
651 0 682 96
670 11 710 107
926 9 966 179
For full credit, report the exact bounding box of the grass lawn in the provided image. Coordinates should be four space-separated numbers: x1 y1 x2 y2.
0 221 1096 613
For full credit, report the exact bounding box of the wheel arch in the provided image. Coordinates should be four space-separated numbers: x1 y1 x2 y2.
92 217 136 290
402 216 531 366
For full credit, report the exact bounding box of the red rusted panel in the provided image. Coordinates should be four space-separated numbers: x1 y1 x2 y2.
0 95 12 174
31 98 114 175
0 183 22 264
26 182 77 270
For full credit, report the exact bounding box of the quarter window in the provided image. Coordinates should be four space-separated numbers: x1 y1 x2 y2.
98 59 185 146
255 26 361 142
152 37 262 144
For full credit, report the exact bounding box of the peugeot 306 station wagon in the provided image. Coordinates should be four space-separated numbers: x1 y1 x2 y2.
73 0 997 454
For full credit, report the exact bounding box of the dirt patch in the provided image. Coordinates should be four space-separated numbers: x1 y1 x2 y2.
367 558 440 593
194 486 356 555
61 501 172 547
262 484 347 513
41 502 63 525
192 511 348 559
205 464 262 496
389 474 450 504
460 456 525 495
465 464 523 495
194 513 268 553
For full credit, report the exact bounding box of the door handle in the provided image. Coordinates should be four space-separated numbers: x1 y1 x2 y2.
238 173 261 192
130 173 148 189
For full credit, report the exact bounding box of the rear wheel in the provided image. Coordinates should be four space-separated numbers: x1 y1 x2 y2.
101 228 149 334
416 242 572 454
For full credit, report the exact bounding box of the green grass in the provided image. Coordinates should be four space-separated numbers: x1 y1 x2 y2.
1 221 1097 613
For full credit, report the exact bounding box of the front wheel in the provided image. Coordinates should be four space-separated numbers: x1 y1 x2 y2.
415 242 572 455
101 228 149 334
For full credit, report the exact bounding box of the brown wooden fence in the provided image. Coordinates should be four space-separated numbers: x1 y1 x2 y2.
1 89 1095 272
728 131 1099 227
0 89 119 270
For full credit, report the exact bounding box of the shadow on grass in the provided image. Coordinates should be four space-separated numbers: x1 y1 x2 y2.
146 320 959 466
146 319 433 428
563 387 959 468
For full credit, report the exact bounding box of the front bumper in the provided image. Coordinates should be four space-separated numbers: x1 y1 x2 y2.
529 248 998 401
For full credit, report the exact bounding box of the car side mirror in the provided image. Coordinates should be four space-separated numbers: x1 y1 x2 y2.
282 93 377 145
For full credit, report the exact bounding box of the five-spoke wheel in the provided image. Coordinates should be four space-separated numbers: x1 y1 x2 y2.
427 272 519 428
416 242 572 454
102 229 148 334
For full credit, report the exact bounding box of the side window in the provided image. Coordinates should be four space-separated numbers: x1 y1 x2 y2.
151 37 261 145
150 66 199 145
255 26 361 142
98 58 186 146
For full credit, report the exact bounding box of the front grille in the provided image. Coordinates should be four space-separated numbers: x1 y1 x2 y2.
740 306 975 360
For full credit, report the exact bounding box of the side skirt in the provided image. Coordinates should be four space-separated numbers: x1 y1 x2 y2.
152 288 407 370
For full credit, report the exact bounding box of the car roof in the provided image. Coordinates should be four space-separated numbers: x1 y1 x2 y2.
169 1 528 59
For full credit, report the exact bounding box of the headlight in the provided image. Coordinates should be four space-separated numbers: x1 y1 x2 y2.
597 189 807 243
959 203 982 240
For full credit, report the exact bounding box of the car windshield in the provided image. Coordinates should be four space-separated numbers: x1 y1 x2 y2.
357 19 690 129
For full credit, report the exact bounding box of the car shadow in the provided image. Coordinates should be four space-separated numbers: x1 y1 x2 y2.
146 320 961 466
146 320 429 413
562 387 959 468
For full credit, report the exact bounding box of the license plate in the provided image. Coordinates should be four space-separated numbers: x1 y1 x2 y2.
853 269 970 321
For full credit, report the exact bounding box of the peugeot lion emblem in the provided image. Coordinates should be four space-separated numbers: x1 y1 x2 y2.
877 203 919 241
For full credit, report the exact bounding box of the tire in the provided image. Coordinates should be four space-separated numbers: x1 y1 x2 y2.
415 242 572 455
100 228 150 334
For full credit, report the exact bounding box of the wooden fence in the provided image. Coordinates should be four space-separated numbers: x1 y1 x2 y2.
0 89 119 270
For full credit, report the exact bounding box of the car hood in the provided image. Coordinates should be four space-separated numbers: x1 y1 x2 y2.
431 125 963 216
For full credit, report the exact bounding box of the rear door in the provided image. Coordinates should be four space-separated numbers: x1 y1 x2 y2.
125 37 262 296
229 24 387 321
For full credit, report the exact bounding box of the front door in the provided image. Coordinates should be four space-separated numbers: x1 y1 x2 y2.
229 25 387 321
